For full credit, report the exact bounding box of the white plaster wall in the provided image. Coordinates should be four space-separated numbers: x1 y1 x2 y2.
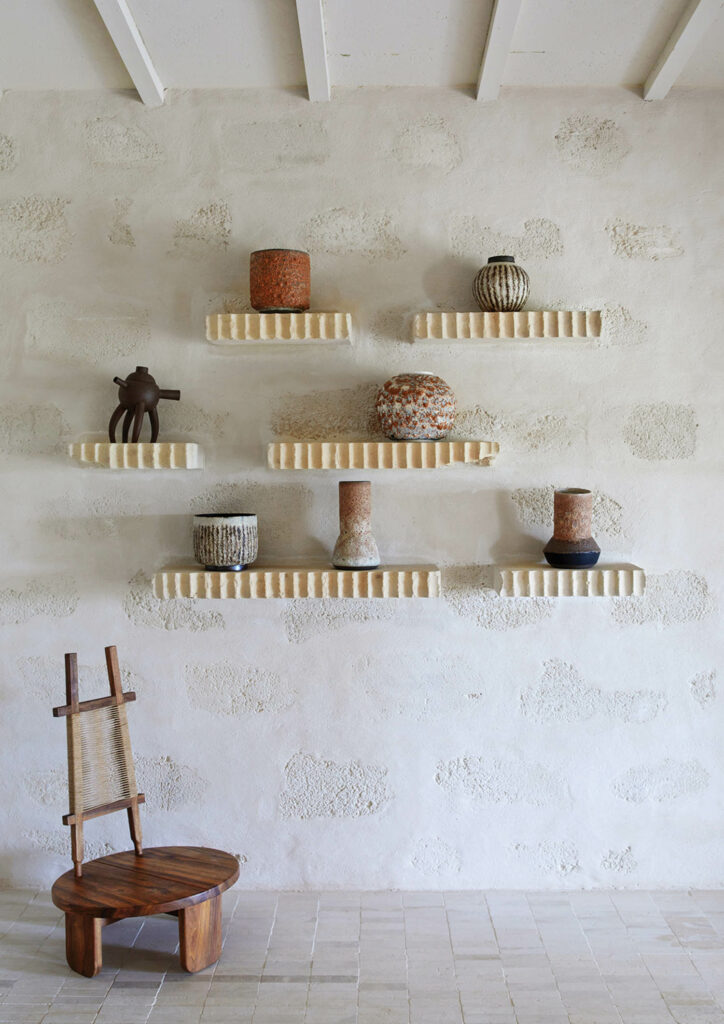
0 87 722 890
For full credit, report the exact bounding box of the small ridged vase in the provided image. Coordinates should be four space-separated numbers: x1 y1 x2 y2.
473 255 530 312
332 482 380 569
193 513 258 571
543 489 600 568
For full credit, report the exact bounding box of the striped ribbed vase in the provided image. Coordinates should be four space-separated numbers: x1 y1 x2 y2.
193 513 258 571
473 256 530 312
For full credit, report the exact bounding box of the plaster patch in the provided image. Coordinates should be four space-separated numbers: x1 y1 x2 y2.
220 118 330 172
272 384 381 440
191 482 312 552
0 196 71 262
454 405 575 453
0 402 69 454
435 755 564 805
611 571 713 627
357 652 485 721
606 218 683 260
391 116 462 172
135 755 208 811
368 308 409 345
690 670 716 709
184 660 294 716
452 216 563 260
410 836 461 875
162 400 228 440
26 296 149 365
520 659 667 724
514 840 581 876
601 846 637 874
0 576 78 626
512 486 623 536
601 305 648 348
23 829 113 861
108 197 134 246
554 115 630 175
443 565 554 631
171 201 230 258
123 571 224 632
17 654 140 704
280 752 392 819
622 402 697 460
0 134 17 172
282 600 395 644
304 208 405 260
612 758 709 803
43 490 142 542
83 117 162 166
25 768 66 807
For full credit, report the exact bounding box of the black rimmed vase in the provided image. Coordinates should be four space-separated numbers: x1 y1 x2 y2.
193 513 258 571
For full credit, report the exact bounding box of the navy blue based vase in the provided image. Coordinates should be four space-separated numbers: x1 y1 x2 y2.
543 488 600 568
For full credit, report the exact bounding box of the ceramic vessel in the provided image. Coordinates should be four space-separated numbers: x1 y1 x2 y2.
543 489 600 568
375 372 456 441
332 481 380 569
473 255 530 312
250 249 310 312
193 513 258 571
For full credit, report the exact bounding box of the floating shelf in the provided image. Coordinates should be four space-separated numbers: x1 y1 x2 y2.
68 442 204 470
268 440 499 470
413 310 602 341
153 564 441 599
206 312 353 345
495 563 645 598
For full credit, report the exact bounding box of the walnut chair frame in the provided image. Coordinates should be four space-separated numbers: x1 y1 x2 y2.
51 646 239 977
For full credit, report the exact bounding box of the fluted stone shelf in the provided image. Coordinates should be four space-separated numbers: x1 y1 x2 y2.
153 565 441 599
206 312 353 345
268 440 499 470
69 442 204 470
413 310 602 341
495 563 645 598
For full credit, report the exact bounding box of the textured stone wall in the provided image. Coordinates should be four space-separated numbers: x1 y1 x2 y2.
0 86 721 889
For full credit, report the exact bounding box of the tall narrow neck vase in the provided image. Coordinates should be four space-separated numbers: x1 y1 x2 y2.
332 481 380 569
543 488 600 568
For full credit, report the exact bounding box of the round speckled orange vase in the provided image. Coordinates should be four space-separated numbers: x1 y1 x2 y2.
250 249 310 312
332 481 380 569
543 488 601 568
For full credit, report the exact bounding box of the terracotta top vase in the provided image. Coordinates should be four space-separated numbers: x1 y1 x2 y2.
543 489 600 568
375 372 456 441
473 255 529 313
332 481 380 569
250 249 310 313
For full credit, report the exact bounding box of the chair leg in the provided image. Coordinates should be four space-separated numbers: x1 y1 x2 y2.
178 896 222 973
65 914 103 977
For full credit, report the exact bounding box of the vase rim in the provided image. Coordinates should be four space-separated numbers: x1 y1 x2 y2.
251 248 309 257
194 512 257 519
487 255 515 263
556 488 591 495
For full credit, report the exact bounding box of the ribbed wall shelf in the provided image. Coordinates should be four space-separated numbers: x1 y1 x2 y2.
495 563 645 598
413 310 602 341
68 442 204 470
268 440 499 470
206 312 353 345
153 565 441 599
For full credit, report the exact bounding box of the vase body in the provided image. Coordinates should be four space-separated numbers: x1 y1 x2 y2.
332 481 380 569
543 489 600 568
473 255 530 312
375 372 456 440
250 249 310 312
193 513 258 571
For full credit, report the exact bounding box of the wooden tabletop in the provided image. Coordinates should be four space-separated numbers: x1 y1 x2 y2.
51 847 240 920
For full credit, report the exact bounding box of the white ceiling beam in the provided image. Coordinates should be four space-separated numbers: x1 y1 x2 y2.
295 0 331 101
476 0 523 100
92 0 164 106
643 0 724 100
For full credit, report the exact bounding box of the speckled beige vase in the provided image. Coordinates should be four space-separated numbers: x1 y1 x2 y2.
332 481 380 569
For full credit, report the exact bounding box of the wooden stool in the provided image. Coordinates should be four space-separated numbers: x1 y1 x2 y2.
50 647 240 976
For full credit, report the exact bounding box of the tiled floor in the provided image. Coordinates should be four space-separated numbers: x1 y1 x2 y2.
1 889 724 1024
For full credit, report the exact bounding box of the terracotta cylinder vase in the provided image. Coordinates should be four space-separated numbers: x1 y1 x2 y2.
249 249 310 312
543 489 600 568
332 481 380 569
193 513 258 572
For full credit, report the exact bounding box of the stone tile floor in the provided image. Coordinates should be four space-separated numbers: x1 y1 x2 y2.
1 889 724 1023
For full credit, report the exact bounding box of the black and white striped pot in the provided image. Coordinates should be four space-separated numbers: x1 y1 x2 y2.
473 256 530 312
193 513 258 571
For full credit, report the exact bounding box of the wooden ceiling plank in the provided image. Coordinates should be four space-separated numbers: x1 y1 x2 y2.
295 0 331 101
476 0 523 101
92 0 164 106
643 0 724 100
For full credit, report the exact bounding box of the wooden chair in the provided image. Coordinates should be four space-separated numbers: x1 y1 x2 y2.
50 646 239 977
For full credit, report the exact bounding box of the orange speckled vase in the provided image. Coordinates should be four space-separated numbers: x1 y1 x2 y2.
250 249 310 312
332 481 380 569
543 488 601 568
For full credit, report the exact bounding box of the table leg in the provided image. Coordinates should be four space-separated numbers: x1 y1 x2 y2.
178 896 222 972
65 913 103 977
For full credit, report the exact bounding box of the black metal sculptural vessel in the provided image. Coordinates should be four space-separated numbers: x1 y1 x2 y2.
108 366 180 443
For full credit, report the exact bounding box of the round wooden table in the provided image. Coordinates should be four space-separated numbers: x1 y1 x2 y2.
52 846 239 976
